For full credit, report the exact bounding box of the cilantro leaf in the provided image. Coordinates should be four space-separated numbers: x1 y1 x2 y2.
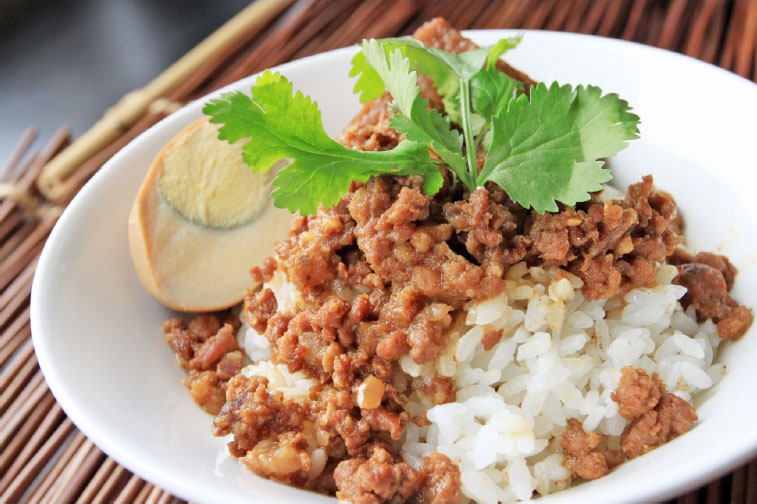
470 36 522 119
486 35 522 68
470 68 517 120
351 39 457 105
359 39 469 186
349 51 384 103
478 81 637 213
204 70 442 215
574 85 640 159
361 39 419 116
390 98 468 185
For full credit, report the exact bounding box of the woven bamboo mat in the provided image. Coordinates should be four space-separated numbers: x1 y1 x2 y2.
2 1 756 503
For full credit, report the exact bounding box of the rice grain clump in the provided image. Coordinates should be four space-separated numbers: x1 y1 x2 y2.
401 262 722 503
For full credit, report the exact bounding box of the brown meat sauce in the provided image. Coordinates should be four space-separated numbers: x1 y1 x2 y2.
161 17 751 503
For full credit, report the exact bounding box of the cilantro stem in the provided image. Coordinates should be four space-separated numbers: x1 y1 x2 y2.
472 119 490 153
459 79 478 191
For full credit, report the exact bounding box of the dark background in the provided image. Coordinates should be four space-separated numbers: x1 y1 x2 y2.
0 0 250 161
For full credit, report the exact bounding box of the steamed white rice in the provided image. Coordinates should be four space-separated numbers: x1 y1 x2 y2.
237 262 724 503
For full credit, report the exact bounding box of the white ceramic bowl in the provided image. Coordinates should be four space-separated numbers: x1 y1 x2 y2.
32 30 757 504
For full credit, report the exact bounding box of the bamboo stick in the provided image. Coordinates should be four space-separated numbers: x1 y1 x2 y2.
731 464 747 503
0 335 33 387
144 484 163 504
1 370 46 440
0 320 31 367
276 2 354 62
0 215 58 279
0 352 38 411
0 305 30 347
735 1 756 79
161 0 299 102
0 418 74 503
0 220 35 264
0 236 46 293
134 482 155 503
467 1 505 31
452 0 489 30
704 474 724 504
746 459 757 504
521 0 555 30
114 473 145 504
0 391 50 476
677 488 699 504
90 464 129 504
76 457 117 504
563 1 590 33
27 432 87 503
207 0 326 88
46 438 99 504
682 1 714 59
53 447 106 504
1 128 37 181
0 127 69 224
0 254 36 310
0 395 61 485
157 489 175 504
658 0 689 51
0 208 23 242
319 1 391 49
37 0 291 201
621 0 647 41
578 0 606 35
595 0 625 38
52 114 165 206
0 277 32 329
543 0 575 32
315 1 387 50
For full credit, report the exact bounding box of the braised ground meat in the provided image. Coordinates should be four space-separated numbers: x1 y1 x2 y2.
670 249 737 289
560 418 610 480
246 288 277 333
250 256 278 284
611 366 698 459
620 393 697 459
611 366 664 420
243 431 312 484
414 376 457 405
416 451 464 504
333 447 421 503
333 447 462 504
440 175 682 300
163 314 241 414
482 328 505 351
671 250 753 340
341 92 403 152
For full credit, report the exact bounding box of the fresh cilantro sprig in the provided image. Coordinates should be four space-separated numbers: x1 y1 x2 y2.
204 35 640 215
203 71 443 215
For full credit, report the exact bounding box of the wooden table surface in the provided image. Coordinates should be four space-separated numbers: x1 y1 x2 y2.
2 1 756 503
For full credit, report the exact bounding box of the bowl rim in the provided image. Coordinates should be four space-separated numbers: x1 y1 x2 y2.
31 28 757 504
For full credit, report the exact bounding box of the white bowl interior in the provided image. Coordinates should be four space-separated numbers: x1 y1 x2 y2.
32 30 757 504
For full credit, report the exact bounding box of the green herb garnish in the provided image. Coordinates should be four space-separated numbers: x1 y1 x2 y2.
204 35 639 215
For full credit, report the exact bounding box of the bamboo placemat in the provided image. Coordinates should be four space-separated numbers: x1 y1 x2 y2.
2 1 756 503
